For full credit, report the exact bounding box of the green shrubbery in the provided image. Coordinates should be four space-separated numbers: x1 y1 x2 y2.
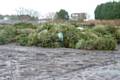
114 30 120 43
16 34 28 46
94 36 117 50
14 22 37 29
92 25 110 35
27 32 38 46
75 36 116 50
92 25 120 43
0 23 120 50
37 31 61 48
0 26 16 44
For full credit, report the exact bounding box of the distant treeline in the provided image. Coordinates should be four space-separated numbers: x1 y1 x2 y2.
95 1 120 19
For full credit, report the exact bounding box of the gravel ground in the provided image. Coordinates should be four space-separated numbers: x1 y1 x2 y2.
0 44 120 80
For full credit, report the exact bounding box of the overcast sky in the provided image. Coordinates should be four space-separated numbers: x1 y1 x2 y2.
0 0 116 19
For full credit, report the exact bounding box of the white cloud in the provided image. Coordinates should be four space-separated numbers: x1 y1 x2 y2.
0 0 112 19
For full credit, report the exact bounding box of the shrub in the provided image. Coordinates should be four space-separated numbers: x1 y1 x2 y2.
0 26 6 30
14 22 37 29
37 31 61 48
75 39 87 49
81 30 99 40
92 25 120 39
48 24 63 33
38 23 76 48
36 23 55 32
104 26 120 43
76 39 100 50
0 23 118 50
94 36 117 50
27 32 38 46
37 23 77 48
75 36 117 50
0 30 8 44
59 25 98 48
0 26 17 44
70 21 80 27
16 34 28 46
92 25 109 36
105 26 118 34
16 28 35 35
63 27 80 48
114 29 120 43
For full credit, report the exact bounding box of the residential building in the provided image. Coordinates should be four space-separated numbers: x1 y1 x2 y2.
71 13 87 21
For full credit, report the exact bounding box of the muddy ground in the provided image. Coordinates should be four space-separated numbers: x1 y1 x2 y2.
0 44 120 80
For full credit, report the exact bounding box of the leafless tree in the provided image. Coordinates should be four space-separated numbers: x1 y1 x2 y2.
46 12 56 20
15 8 39 22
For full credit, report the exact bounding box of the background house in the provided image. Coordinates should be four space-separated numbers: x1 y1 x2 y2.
71 13 87 21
